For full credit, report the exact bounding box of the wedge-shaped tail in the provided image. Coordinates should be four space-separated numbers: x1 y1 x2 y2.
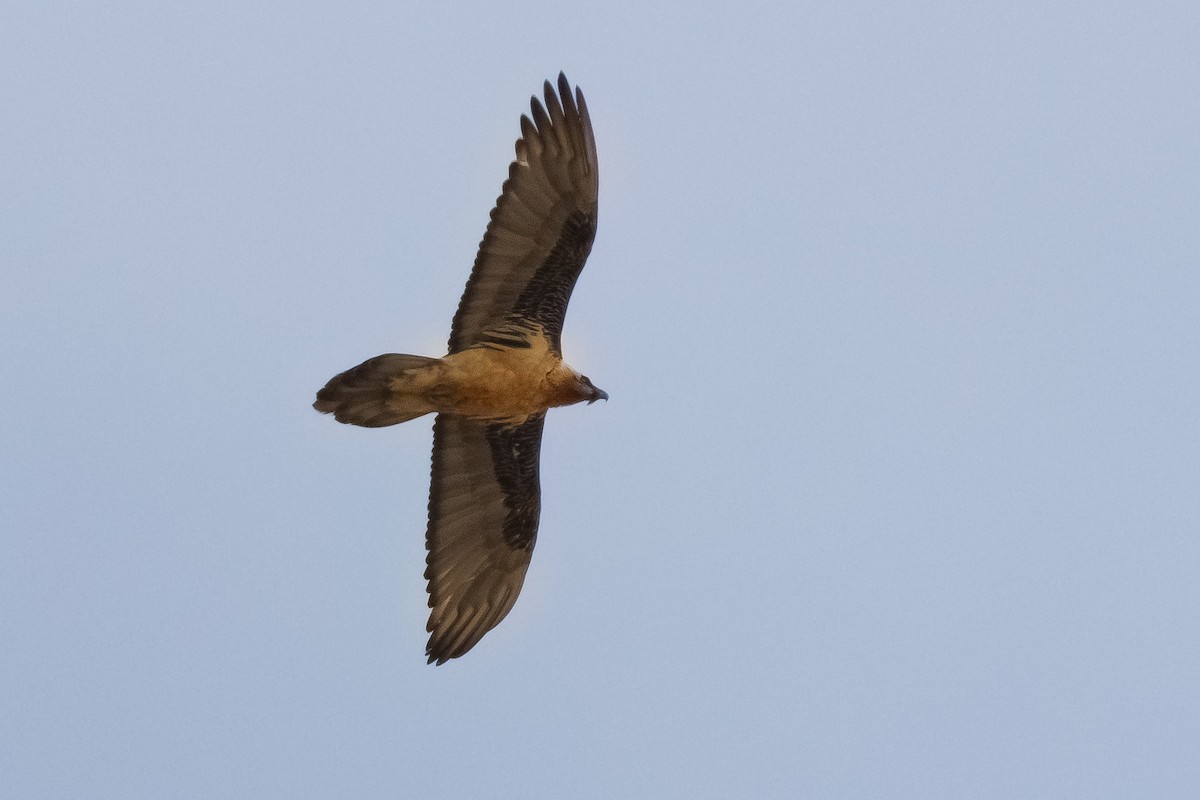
314 354 439 427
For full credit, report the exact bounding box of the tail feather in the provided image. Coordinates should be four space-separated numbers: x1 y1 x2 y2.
314 354 439 427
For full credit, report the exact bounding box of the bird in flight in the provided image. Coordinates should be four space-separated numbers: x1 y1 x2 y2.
314 73 605 664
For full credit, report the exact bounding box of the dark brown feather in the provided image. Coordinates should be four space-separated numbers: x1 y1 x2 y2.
424 414 546 664
448 73 599 355
313 354 438 427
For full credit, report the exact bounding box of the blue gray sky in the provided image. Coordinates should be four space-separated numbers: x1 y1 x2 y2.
3 2 1198 797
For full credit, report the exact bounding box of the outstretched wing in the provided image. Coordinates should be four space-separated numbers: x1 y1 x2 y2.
449 72 599 355
424 413 546 664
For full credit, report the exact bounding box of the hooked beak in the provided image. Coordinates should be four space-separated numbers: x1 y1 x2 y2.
588 385 609 404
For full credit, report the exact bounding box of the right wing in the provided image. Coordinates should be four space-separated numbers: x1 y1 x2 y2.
448 73 599 356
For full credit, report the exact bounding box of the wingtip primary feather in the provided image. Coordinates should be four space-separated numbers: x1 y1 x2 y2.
425 595 520 665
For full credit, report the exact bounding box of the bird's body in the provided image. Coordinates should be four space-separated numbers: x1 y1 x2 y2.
314 74 604 664
317 321 598 427
431 325 597 423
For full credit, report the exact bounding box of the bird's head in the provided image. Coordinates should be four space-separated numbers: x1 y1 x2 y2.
575 372 608 405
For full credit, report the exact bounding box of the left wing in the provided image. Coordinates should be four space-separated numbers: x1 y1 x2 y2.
424 413 546 664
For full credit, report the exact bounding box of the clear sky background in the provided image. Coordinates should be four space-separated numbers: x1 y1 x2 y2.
3 2 1198 797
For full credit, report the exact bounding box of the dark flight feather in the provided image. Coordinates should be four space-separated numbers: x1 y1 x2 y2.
425 414 546 664
448 72 599 355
